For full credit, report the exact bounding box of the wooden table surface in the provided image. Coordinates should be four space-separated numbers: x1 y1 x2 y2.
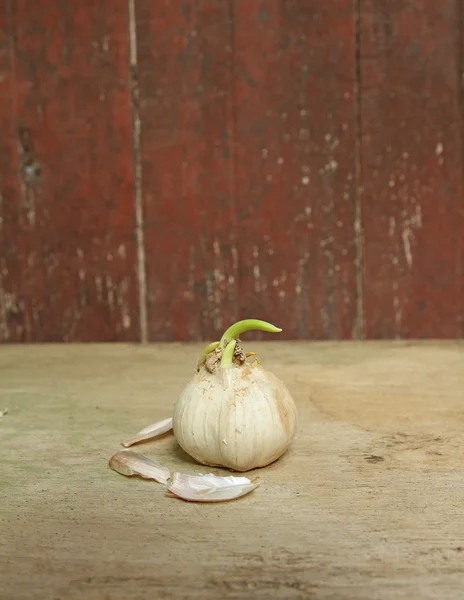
2 342 464 600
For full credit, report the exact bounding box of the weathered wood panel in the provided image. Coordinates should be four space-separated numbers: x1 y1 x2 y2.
1 1 463 342
360 0 464 338
3 342 464 599
0 1 139 342
233 0 360 340
135 0 238 341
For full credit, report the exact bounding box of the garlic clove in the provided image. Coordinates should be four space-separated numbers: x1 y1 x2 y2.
109 451 262 503
109 450 171 484
167 472 260 502
121 417 173 447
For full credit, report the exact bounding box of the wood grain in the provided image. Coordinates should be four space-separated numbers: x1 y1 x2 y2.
233 0 359 340
2 342 464 599
135 0 238 341
0 1 139 342
1 2 463 343
0 0 22 342
360 0 464 338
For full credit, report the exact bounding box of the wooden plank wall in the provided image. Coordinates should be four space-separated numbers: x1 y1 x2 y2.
0 0 462 342
360 0 463 338
0 1 140 342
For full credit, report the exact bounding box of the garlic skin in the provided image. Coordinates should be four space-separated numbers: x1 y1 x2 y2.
109 450 171 484
172 362 297 472
121 417 173 448
168 472 260 502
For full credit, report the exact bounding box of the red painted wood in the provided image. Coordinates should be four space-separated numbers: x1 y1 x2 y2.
1 1 462 342
233 1 359 339
136 0 238 341
0 1 21 342
0 1 139 342
360 0 464 338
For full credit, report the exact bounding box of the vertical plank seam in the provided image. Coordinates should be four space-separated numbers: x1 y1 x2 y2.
128 0 148 343
458 0 464 338
354 0 365 339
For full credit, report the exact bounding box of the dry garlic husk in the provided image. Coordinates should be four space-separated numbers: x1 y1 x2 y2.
121 417 173 448
172 319 298 472
108 449 260 502
109 450 171 484
167 472 260 502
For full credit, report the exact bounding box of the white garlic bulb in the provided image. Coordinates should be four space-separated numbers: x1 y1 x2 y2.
172 320 298 472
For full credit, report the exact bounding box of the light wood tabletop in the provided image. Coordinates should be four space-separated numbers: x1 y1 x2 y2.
2 341 464 600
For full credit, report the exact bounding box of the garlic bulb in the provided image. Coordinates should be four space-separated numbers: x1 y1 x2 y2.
172 319 298 472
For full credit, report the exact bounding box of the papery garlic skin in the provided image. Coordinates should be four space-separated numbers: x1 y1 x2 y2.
167 472 260 502
172 363 297 472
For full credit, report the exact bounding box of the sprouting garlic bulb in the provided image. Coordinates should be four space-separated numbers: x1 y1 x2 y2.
172 319 298 472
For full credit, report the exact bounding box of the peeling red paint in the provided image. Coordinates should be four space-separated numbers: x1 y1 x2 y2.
0 1 463 342
233 0 359 339
360 0 464 338
0 1 139 342
135 0 238 341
